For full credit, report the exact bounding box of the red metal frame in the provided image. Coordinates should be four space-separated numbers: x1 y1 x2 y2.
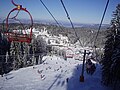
5 0 33 43
65 48 74 58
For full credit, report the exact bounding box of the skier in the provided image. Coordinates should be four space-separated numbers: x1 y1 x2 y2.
86 59 96 75
86 59 92 74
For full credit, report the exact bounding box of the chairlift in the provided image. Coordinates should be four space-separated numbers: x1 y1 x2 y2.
74 50 82 60
65 48 74 58
4 0 33 43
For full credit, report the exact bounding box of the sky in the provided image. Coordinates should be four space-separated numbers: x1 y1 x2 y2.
0 0 120 24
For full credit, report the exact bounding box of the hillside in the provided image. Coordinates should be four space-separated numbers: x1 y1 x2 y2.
0 55 111 90
0 23 108 48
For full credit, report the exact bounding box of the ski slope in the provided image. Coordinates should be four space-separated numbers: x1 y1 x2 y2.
0 55 111 90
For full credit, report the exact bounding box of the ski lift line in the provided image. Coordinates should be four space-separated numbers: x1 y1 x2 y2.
60 0 83 47
39 0 63 31
39 0 71 42
93 0 110 47
87 0 109 60
85 0 109 64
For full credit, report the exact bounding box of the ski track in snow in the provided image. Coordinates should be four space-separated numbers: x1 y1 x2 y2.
0 55 111 90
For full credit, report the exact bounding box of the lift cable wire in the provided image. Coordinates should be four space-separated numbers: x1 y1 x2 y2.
89 0 110 61
39 0 71 43
93 0 110 48
60 0 83 47
85 0 110 49
39 0 64 31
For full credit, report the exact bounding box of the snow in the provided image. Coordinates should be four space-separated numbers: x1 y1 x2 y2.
0 27 110 90
0 55 111 90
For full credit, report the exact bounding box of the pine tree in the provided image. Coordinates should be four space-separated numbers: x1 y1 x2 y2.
0 32 11 75
102 4 120 89
101 25 115 86
110 4 120 90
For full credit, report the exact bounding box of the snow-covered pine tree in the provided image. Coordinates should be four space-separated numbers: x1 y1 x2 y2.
0 32 11 75
101 24 115 86
110 4 120 90
34 35 47 64
102 4 120 89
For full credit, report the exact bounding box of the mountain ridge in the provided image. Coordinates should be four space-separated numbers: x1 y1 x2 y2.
0 18 110 28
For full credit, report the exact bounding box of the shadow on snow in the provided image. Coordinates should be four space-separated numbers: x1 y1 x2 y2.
66 63 111 90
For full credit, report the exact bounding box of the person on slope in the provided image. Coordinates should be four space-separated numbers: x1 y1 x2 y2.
86 59 96 75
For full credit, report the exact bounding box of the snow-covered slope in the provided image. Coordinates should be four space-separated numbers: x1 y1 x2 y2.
0 55 111 90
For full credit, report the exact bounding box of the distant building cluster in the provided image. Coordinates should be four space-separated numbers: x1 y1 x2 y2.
25 26 94 60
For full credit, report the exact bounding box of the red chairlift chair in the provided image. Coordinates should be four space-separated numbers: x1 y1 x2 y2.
65 48 74 58
5 0 33 43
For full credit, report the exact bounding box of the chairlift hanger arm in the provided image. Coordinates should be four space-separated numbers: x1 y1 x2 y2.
6 3 33 31
13 18 26 31
60 0 83 47
12 0 18 6
11 10 20 19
